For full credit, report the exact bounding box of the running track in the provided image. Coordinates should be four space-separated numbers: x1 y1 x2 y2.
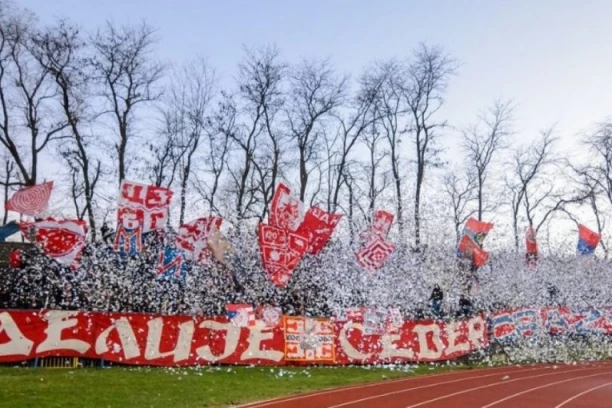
235 362 612 407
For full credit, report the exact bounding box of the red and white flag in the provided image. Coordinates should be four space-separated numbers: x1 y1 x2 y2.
6 182 53 217
21 218 87 269
270 183 304 231
117 180 173 234
295 206 342 255
356 237 395 273
227 304 256 327
175 217 223 262
360 210 394 243
258 223 309 288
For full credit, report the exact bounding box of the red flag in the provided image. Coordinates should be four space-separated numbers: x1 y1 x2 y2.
269 183 304 231
6 182 53 217
21 218 87 269
458 234 489 267
175 217 223 262
577 224 601 255
356 237 395 273
295 206 342 255
525 227 538 267
463 217 494 246
258 223 308 288
360 210 394 242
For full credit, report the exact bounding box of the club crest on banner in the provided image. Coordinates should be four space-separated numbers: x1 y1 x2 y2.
256 306 283 327
284 316 335 362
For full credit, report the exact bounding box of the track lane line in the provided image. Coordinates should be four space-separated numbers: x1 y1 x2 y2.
233 364 524 408
403 365 609 408
554 381 612 408
481 371 612 407
327 367 543 408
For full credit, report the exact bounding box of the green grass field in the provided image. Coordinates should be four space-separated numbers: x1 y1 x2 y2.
0 363 469 408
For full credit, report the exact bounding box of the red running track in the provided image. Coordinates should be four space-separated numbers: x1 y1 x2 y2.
234 362 612 408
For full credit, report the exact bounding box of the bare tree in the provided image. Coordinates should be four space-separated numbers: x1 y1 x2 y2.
580 122 612 207
157 58 216 224
462 100 513 221
504 129 586 250
286 58 346 202
568 122 612 257
91 21 164 185
361 122 390 214
505 130 555 249
0 4 69 187
31 20 101 238
193 96 232 215
443 170 476 243
147 123 180 188
402 44 457 248
373 60 410 237
329 68 384 213
1 156 15 223
224 45 286 221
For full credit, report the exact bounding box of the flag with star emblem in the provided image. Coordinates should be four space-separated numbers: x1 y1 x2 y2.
269 183 304 231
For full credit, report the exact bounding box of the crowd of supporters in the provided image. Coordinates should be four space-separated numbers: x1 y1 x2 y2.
1 225 609 320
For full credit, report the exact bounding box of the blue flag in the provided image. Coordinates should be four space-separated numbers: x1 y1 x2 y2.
0 221 20 242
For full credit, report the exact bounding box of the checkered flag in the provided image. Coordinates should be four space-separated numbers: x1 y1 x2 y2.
356 237 395 273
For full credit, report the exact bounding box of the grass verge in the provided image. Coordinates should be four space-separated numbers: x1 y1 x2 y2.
0 363 473 407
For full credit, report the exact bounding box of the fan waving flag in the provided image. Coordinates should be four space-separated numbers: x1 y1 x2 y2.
6 182 53 217
21 218 87 269
577 224 600 256
270 183 304 231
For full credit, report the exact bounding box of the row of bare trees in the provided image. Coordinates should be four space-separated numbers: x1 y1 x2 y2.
1 0 612 254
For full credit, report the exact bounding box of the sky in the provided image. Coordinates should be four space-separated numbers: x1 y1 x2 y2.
9 0 612 247
19 0 612 156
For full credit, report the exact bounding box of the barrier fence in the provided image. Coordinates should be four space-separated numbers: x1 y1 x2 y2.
0 307 611 368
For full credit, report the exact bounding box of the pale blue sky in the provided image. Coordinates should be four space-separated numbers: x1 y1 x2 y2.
20 0 612 157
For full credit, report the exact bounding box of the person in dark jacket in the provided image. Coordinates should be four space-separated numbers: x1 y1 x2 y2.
429 285 444 319
457 294 473 318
